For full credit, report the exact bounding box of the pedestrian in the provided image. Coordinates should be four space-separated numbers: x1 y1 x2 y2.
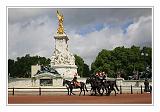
144 79 149 92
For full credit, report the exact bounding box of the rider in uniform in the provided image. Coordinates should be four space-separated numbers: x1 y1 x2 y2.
102 72 107 80
100 72 106 85
95 72 100 82
72 73 81 87
99 72 103 80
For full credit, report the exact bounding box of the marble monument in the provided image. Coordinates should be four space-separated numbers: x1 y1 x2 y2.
50 10 78 78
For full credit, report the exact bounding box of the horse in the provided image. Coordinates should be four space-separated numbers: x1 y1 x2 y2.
86 77 97 95
86 76 119 96
86 76 105 96
104 80 119 96
63 79 88 96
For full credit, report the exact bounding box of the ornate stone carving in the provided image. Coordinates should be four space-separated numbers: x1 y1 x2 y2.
51 48 75 65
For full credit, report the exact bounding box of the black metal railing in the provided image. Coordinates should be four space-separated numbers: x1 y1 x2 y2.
8 85 151 96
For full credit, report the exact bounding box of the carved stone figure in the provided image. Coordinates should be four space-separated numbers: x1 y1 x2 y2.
57 10 64 34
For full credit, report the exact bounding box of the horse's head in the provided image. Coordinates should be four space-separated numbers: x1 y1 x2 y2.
86 77 93 84
86 78 90 84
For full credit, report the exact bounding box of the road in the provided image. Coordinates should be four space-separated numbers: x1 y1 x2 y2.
8 93 151 104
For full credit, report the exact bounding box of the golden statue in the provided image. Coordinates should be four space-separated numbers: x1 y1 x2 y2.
57 10 64 34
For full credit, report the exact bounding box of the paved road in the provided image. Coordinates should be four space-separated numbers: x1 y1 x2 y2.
8 93 151 104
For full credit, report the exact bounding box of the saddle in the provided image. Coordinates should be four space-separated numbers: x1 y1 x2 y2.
72 82 81 88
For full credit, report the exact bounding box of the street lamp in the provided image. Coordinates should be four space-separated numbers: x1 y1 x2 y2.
141 52 149 79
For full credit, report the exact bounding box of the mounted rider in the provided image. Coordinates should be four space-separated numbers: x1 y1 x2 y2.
102 72 107 80
100 72 106 85
71 73 81 87
95 71 106 85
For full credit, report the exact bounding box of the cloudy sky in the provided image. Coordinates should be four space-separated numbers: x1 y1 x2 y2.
8 8 152 66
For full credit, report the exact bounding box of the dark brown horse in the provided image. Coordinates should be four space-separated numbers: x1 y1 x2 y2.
63 79 88 96
86 76 119 96
104 80 119 96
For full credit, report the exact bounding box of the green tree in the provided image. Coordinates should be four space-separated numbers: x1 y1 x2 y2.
8 59 15 77
74 54 90 77
83 63 90 77
74 54 84 77
8 54 51 78
91 46 152 79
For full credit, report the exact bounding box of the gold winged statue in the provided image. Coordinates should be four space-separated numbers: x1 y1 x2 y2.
57 10 65 34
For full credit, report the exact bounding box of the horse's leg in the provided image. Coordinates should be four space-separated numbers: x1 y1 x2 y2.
79 88 82 96
113 88 116 96
79 89 82 96
106 85 110 96
91 88 95 96
82 84 85 96
71 88 76 95
83 87 85 96
97 88 100 95
95 88 97 96
101 88 104 96
106 87 110 96
98 87 103 96
85 84 88 92
70 88 72 95
67 88 69 95
70 88 73 95
96 88 98 95
102 86 105 96
107 88 111 96
105 87 108 96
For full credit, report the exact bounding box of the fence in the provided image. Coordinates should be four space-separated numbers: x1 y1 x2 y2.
8 85 151 96
8 87 72 96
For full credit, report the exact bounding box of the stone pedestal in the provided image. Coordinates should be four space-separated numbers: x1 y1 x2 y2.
52 65 77 78
50 33 78 78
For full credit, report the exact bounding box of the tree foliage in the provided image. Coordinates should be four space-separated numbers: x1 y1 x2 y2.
74 54 84 77
74 54 90 77
8 54 90 78
8 54 50 78
91 46 152 79
8 46 152 79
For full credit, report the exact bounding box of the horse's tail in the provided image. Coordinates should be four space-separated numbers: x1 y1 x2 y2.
85 84 88 92
114 80 119 91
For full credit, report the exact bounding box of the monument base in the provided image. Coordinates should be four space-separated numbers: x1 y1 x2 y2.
52 64 78 78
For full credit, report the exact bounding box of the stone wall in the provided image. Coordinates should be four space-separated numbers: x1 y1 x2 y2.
8 77 152 88
8 78 32 88
8 78 63 88
115 78 152 87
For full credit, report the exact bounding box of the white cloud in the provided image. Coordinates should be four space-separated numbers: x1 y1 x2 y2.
8 8 53 24
8 15 56 59
8 8 152 67
68 16 152 66
126 16 152 47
